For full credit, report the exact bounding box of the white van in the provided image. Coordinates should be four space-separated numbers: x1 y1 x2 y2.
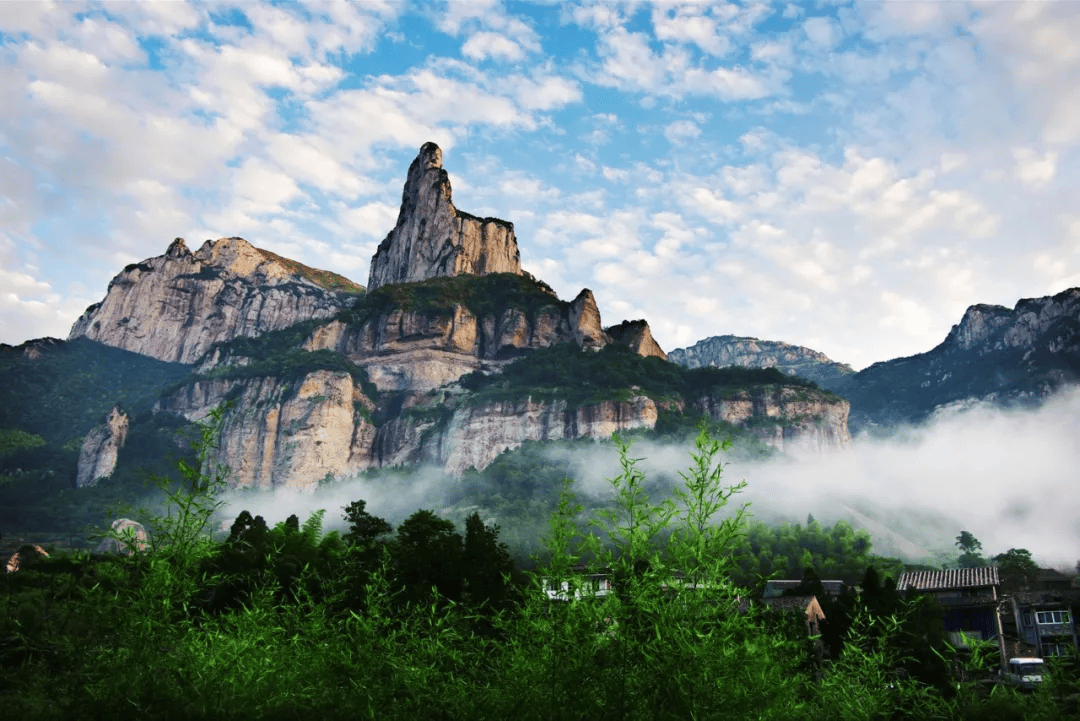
1005 657 1044 691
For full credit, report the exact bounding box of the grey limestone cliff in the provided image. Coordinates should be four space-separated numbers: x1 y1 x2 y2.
75 406 129 488
69 237 363 365
669 335 853 388
690 387 851 453
158 372 659 487
367 143 522 292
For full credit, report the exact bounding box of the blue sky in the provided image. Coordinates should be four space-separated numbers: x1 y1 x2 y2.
2 0 1078 370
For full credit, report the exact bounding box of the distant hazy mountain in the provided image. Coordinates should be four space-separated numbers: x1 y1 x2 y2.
668 335 855 388
833 288 1080 432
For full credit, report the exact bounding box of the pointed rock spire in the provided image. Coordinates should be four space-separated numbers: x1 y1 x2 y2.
367 142 522 291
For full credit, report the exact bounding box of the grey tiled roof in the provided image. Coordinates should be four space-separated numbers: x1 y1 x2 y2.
897 567 999 591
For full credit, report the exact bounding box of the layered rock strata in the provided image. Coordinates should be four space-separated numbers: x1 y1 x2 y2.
368 143 522 292
158 370 659 486
691 387 851 453
69 237 363 364
300 300 610 392
75 406 129 488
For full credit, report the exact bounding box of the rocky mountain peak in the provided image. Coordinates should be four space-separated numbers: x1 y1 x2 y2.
367 142 523 292
668 335 854 388
943 303 1013 351
166 237 190 257
69 236 362 364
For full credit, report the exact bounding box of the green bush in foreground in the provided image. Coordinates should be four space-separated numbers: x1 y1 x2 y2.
1 416 1073 720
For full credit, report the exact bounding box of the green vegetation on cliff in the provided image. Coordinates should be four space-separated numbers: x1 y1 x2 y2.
459 342 835 410
188 322 377 401
0 338 190 444
338 272 563 325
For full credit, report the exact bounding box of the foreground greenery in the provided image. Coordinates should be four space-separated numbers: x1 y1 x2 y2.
2 420 1077 719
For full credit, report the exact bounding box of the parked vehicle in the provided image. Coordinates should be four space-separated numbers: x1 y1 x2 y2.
1005 657 1045 691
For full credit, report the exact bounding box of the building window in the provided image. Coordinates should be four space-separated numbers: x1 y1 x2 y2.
1036 610 1071 625
1022 612 1033 627
1043 643 1074 657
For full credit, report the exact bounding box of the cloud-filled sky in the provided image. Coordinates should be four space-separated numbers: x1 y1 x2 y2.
2 0 1079 369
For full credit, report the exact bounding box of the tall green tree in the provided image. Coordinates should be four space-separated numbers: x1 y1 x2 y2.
955 531 986 568
993 548 1040 592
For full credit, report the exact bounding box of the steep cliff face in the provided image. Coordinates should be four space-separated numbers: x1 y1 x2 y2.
437 395 658 476
158 371 659 485
367 143 522 292
158 370 377 492
837 287 1080 430
75 406 129 488
669 335 853 388
301 299 601 392
69 237 363 364
691 387 851 453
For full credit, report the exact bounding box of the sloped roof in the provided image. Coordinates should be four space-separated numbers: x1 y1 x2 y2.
763 579 845 598
897 567 999 591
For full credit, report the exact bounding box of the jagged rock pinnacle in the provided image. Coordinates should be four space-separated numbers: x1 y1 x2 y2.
367 142 522 291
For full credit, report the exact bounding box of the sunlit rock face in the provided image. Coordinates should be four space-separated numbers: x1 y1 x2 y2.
69 237 362 365
158 375 660 488
691 387 852 453
367 142 522 292
75 405 129 488
157 370 377 492
669 335 853 389
299 303 601 393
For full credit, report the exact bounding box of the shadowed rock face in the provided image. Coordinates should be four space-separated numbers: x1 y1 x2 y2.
836 287 1080 430
367 142 522 292
605 319 667 361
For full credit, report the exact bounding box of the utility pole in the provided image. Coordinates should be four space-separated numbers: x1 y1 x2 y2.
994 585 1008 676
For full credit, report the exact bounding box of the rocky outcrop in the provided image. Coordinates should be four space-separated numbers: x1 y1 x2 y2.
569 289 608 351
94 519 150 556
691 387 851 453
837 287 1080 430
605 320 667 361
5 543 49 574
367 143 522 292
669 335 853 388
69 237 363 365
75 406 129 488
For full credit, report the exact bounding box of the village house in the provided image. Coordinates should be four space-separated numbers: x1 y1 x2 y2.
897 567 1004 651
998 569 1080 659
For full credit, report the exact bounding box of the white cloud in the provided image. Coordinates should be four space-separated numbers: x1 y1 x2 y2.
664 119 701 144
1013 148 1057 187
601 166 629 182
462 31 525 62
335 201 399 239
879 290 935 339
802 16 839 48
651 5 732 56
503 74 582 111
